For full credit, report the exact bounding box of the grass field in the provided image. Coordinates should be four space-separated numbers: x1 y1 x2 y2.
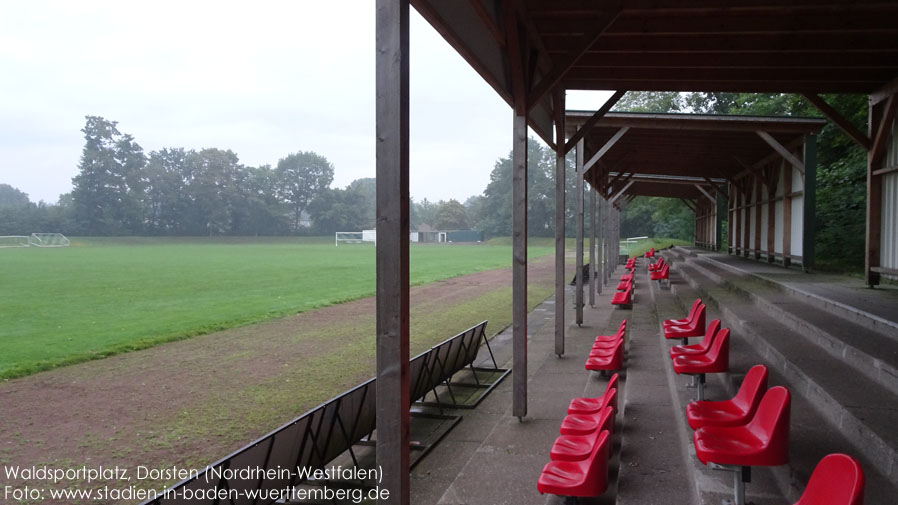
0 237 554 379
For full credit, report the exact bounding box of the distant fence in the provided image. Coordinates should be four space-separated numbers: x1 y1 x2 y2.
139 321 501 505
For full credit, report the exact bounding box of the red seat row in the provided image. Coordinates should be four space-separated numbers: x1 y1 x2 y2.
663 300 865 505
648 256 666 272
644 247 655 258
585 321 626 372
537 375 619 498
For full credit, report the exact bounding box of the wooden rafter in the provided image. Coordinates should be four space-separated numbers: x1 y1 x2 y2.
584 127 630 172
468 0 504 48
802 93 871 150
733 156 769 188
609 174 635 203
564 90 626 154
694 184 716 204
756 131 805 175
680 198 697 213
703 176 727 197
527 8 621 109
870 95 898 167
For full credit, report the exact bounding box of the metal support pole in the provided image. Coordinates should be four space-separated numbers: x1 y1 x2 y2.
554 91 566 357
375 1 410 502
589 185 596 307
512 112 528 418
575 140 585 325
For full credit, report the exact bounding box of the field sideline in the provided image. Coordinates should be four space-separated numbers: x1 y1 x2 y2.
0 236 554 379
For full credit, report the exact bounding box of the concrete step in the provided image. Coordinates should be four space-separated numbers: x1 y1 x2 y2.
664 254 898 490
679 254 898 398
654 273 898 504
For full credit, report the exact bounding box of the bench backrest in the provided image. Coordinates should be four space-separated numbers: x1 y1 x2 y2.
746 386 791 466
796 453 865 505
733 364 769 415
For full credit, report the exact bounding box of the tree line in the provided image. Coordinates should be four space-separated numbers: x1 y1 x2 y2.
2 90 867 267
1 115 584 238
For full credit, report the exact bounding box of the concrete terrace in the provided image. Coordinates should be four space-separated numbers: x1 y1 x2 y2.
409 252 898 505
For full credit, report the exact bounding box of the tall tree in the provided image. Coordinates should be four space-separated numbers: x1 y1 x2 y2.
276 151 334 232
71 116 146 235
435 199 469 230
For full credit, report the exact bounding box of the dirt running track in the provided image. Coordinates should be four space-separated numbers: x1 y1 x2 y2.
0 257 556 504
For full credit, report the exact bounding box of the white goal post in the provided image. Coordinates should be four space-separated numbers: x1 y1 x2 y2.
30 233 70 247
0 235 30 248
335 231 364 246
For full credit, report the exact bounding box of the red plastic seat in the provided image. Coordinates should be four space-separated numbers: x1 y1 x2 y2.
693 386 791 505
686 364 768 430
592 338 622 351
595 321 626 344
672 328 729 400
664 298 702 328
560 392 617 436
537 430 611 497
673 328 729 375
650 264 669 282
693 385 791 466
552 407 614 460
664 304 706 343
794 453 865 505
568 374 619 415
616 279 632 290
648 257 666 272
620 272 633 282
644 248 655 258
589 342 621 357
669 319 721 359
611 286 633 308
585 340 624 371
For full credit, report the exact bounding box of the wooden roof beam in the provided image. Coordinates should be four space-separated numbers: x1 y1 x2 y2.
527 7 621 110
503 0 528 113
802 93 871 150
564 90 626 154
733 156 770 188
680 198 697 213
610 179 635 204
703 176 728 197
871 94 898 167
871 77 898 106
694 184 717 204
584 127 630 172
756 131 805 175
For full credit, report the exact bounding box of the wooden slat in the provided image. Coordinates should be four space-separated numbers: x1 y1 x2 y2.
375 1 411 503
694 183 716 204
870 95 898 167
754 176 762 260
783 162 793 267
589 187 596 307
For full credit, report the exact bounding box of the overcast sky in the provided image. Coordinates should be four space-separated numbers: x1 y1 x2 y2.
0 1 611 205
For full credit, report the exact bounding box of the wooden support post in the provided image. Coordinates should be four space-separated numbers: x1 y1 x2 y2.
716 191 726 251
575 139 585 326
767 164 778 263
802 134 817 271
743 178 751 258
728 183 735 254
866 95 897 286
512 111 528 418
375 1 410 502
589 185 596 307
783 162 793 267
597 194 603 295
754 177 762 260
553 90 565 357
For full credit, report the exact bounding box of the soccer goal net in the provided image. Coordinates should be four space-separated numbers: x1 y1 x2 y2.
335 231 364 246
0 235 30 248
30 233 70 247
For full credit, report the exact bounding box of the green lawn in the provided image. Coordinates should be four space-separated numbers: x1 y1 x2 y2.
0 237 554 379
